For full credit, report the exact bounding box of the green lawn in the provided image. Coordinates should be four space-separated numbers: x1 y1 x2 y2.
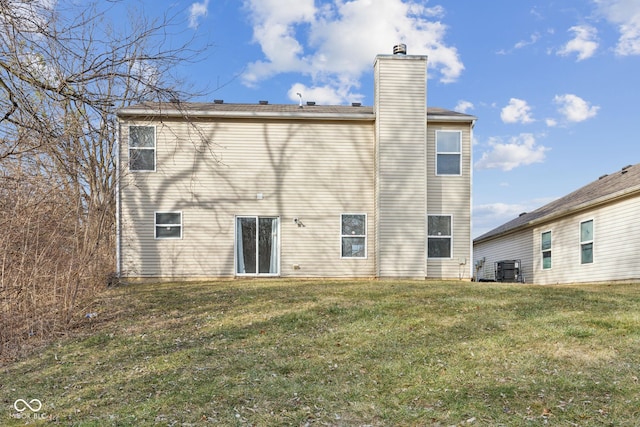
2 279 640 426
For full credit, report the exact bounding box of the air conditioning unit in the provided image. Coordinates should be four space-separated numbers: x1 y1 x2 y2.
495 259 523 283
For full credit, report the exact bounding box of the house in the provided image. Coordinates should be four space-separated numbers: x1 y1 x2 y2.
115 46 476 280
473 163 640 285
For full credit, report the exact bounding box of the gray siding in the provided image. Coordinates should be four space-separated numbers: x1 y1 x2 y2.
119 118 376 278
427 122 473 279
473 229 534 282
374 55 428 278
474 194 640 284
533 195 640 284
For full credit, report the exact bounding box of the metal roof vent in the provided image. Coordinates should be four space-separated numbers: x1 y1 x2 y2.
213 99 223 104
306 101 316 106
393 44 407 55
259 100 268 105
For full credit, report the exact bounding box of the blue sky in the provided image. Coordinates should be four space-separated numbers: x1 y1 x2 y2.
129 0 640 237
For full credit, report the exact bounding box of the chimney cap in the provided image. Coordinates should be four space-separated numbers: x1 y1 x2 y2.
393 44 407 55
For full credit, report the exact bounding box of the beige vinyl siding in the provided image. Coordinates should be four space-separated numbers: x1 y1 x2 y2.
533 195 640 284
119 118 375 278
374 55 428 278
426 122 473 279
473 229 534 282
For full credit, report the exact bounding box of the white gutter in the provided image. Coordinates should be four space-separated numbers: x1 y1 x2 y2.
117 108 375 121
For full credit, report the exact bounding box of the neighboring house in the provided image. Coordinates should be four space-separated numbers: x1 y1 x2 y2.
116 46 476 280
473 163 640 285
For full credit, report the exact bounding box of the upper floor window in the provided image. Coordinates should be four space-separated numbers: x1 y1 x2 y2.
155 211 182 239
129 125 155 171
541 231 552 269
436 130 461 175
428 215 452 258
580 220 594 264
341 214 366 258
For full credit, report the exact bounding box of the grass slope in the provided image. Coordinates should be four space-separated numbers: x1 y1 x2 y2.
2 279 640 426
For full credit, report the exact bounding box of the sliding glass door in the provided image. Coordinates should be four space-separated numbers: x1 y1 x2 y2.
236 216 279 275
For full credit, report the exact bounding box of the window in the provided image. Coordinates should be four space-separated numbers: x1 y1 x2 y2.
155 212 182 239
541 231 551 269
428 215 452 258
341 214 366 258
580 220 594 264
129 125 155 171
436 130 461 175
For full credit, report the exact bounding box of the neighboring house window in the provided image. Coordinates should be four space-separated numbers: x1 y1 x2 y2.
129 125 155 171
155 212 182 239
341 214 366 258
580 220 594 264
436 130 461 175
428 215 452 258
541 231 552 269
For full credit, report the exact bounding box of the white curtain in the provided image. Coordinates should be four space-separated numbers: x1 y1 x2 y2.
236 218 245 274
269 218 278 274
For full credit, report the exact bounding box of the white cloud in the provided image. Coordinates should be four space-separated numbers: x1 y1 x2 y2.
454 100 474 114
501 98 534 124
514 32 540 49
473 197 557 238
0 0 56 35
545 118 558 127
475 134 549 171
242 0 464 103
594 0 640 55
557 25 598 60
287 82 364 105
188 0 210 29
553 94 599 122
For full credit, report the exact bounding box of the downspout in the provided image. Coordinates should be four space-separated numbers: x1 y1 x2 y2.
469 118 476 280
115 119 121 278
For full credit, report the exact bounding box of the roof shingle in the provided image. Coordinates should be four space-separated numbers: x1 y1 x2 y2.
474 163 640 243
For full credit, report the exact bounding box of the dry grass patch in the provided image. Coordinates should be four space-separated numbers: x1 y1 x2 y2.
2 279 639 426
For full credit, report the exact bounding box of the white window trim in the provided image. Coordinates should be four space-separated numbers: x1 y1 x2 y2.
234 216 281 276
340 213 368 259
427 214 453 259
579 219 594 265
155 211 182 240
128 125 156 172
435 130 462 176
541 230 552 270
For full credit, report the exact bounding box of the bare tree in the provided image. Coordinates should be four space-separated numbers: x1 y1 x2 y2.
0 0 209 357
